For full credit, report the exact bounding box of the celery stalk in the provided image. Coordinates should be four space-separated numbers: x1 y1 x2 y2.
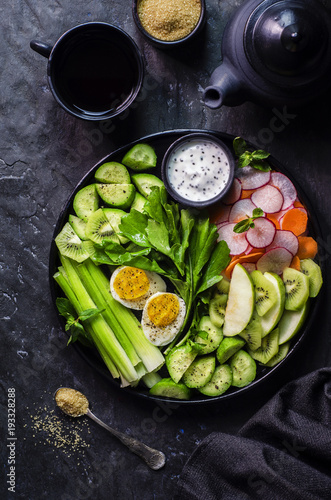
54 270 120 379
85 259 165 373
58 255 139 384
76 262 141 368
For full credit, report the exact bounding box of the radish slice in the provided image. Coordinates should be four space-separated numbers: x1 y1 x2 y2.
256 247 293 275
212 204 231 224
236 166 271 190
241 262 256 273
267 229 299 256
246 217 276 248
251 184 284 213
222 178 242 205
217 222 249 255
229 199 256 223
270 172 297 210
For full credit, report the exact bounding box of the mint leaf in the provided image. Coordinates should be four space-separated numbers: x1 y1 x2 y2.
79 307 104 322
56 297 76 319
250 159 271 172
233 137 247 156
233 208 264 233
233 137 271 171
252 150 270 160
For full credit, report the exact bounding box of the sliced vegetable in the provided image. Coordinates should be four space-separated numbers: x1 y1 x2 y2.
280 207 308 236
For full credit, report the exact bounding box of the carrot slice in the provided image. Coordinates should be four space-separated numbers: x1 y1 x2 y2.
294 200 305 209
296 236 318 260
223 251 265 279
266 212 281 229
240 189 255 199
280 207 308 236
290 255 301 271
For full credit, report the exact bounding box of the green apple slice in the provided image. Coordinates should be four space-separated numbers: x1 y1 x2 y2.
223 264 255 336
278 300 309 345
260 272 285 337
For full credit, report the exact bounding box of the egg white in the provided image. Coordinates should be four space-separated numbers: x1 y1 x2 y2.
141 292 186 346
110 266 166 310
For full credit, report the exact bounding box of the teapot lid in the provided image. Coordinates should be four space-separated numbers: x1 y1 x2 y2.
244 0 331 87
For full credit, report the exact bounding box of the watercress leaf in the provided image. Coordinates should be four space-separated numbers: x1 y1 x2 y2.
195 240 230 295
79 307 104 322
238 151 253 168
252 207 264 218
252 150 270 160
119 211 151 247
146 219 171 255
233 137 247 156
233 219 251 233
56 297 76 319
250 159 271 172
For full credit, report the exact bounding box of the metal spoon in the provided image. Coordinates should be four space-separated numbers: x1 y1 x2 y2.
54 387 166 470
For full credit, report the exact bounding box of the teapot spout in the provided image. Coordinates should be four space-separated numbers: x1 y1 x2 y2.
203 62 244 108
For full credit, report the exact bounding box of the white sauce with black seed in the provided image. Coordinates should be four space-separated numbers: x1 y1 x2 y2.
167 139 231 202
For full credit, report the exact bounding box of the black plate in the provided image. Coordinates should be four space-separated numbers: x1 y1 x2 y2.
49 129 324 405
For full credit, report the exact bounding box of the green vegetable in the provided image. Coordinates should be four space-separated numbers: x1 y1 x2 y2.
233 207 264 233
233 137 271 172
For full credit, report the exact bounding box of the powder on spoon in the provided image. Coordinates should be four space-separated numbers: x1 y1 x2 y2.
55 388 89 417
137 0 202 42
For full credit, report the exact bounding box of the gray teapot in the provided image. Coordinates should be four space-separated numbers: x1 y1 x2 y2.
204 0 331 109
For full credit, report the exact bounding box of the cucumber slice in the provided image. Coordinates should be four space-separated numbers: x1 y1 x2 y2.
122 143 157 170
166 345 197 383
95 162 131 184
182 355 216 389
69 214 88 240
216 336 245 364
96 183 136 209
229 350 256 388
149 378 191 400
198 364 233 397
103 208 129 244
194 316 223 354
260 272 285 337
131 173 164 198
278 300 309 345
73 184 99 221
223 264 255 337
131 192 147 213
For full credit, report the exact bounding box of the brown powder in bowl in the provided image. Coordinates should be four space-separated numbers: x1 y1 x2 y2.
137 0 202 42
55 388 89 417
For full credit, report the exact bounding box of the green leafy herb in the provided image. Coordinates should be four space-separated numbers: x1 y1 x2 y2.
233 208 264 233
56 297 103 346
233 137 271 172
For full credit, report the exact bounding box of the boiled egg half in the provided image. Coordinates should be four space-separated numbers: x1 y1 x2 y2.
110 266 166 310
141 292 186 346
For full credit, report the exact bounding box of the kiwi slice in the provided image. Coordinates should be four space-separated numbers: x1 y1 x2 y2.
239 311 262 351
251 270 277 316
300 259 323 298
209 293 228 327
85 208 120 245
94 162 131 184
73 184 99 221
229 350 256 388
216 277 230 294
216 336 245 364
198 364 233 397
55 222 92 263
283 267 310 311
265 341 290 367
248 328 279 364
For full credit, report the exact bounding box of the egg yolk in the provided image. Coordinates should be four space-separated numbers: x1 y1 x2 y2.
147 293 180 327
113 267 150 300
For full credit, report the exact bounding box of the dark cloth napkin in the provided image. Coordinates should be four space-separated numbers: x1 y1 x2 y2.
176 368 331 500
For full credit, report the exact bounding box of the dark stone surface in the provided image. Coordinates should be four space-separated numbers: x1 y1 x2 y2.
1 0 331 498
